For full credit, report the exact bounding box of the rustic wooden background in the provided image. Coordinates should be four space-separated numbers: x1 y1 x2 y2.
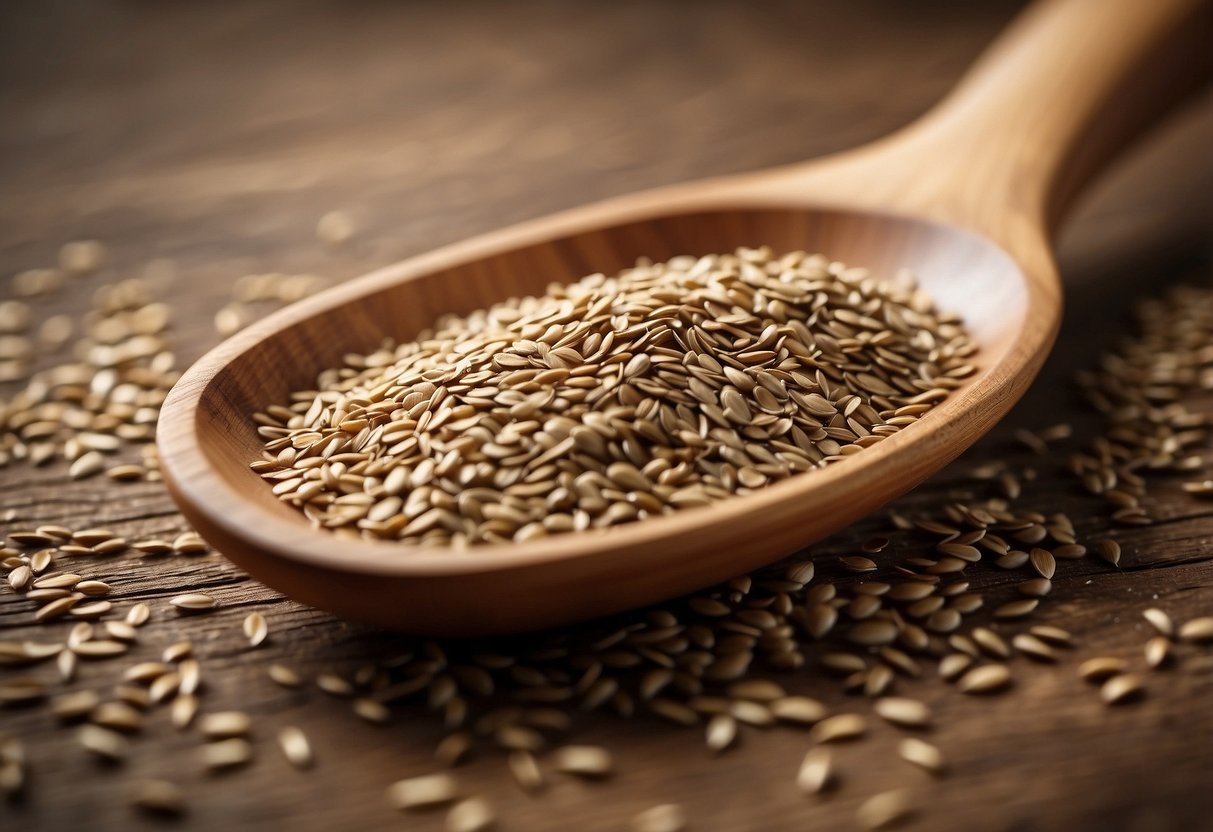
2 1 1211 830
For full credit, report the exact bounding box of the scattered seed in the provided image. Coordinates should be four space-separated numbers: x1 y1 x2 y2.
796 747 834 795
507 750 544 793
873 697 931 728
278 726 314 769
994 599 1038 619
200 711 251 739
1077 657 1127 682
856 788 915 830
1144 637 1171 669
1179 617 1213 644
201 738 254 771
552 745 613 778
898 737 945 775
243 612 268 647
957 664 1011 694
706 714 738 752
1100 673 1145 705
632 803 687 832
79 724 129 762
269 664 303 688
1012 633 1057 662
387 773 459 810
809 713 866 743
170 593 216 612
130 780 186 817
125 603 151 627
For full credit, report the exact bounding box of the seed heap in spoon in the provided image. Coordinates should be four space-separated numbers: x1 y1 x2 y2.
252 247 977 546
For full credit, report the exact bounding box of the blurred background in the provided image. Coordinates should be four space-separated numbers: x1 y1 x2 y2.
2 0 1206 313
0 2 1210 831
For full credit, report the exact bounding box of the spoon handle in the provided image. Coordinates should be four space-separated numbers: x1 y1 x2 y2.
908 0 1211 237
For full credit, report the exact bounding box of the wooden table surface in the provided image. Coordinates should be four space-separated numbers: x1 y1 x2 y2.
2 1 1211 830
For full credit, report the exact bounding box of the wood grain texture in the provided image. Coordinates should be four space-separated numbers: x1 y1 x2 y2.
2 1 1211 830
156 0 1210 634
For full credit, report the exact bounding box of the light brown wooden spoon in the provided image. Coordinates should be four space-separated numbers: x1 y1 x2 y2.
159 0 1210 635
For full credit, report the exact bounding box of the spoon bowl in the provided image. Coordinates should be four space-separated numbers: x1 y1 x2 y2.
159 0 1207 634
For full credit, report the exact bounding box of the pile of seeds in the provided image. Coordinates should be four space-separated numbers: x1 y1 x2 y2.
251 247 977 545
2 245 1211 832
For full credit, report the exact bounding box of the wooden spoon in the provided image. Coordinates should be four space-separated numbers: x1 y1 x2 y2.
159 0 1210 635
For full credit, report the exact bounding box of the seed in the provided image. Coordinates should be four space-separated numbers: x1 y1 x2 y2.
75 580 111 596
180 659 202 695
317 210 355 245
243 612 268 646
957 664 1011 694
1179 617 1213 643
726 680 785 702
706 714 738 752
0 678 46 704
809 713 866 743
124 661 171 683
270 664 303 688
1012 633 1057 662
1077 657 1126 682
856 789 915 830
552 745 613 778
840 556 878 573
52 690 100 722
1016 578 1052 598
91 701 143 732
1101 673 1145 704
200 711 251 739
130 780 186 817
201 738 253 771
1144 637 1171 668
435 732 472 767
507 750 544 793
995 550 1030 569
279 726 314 769
994 599 1039 619
1029 625 1073 646
125 603 151 626
873 697 931 728
770 696 827 725
60 239 106 273
1142 608 1173 637
445 797 494 832
162 641 192 663
387 773 459 810
796 747 834 794
73 640 128 659
70 601 113 619
106 464 145 481
171 694 198 730
632 804 687 832
848 620 899 646
971 627 1010 659
317 672 355 697
898 737 945 775
79 724 129 762
69 451 106 480
35 594 82 622
1095 539 1121 566
1029 549 1055 579
354 698 391 724
170 593 216 611
6 565 31 590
